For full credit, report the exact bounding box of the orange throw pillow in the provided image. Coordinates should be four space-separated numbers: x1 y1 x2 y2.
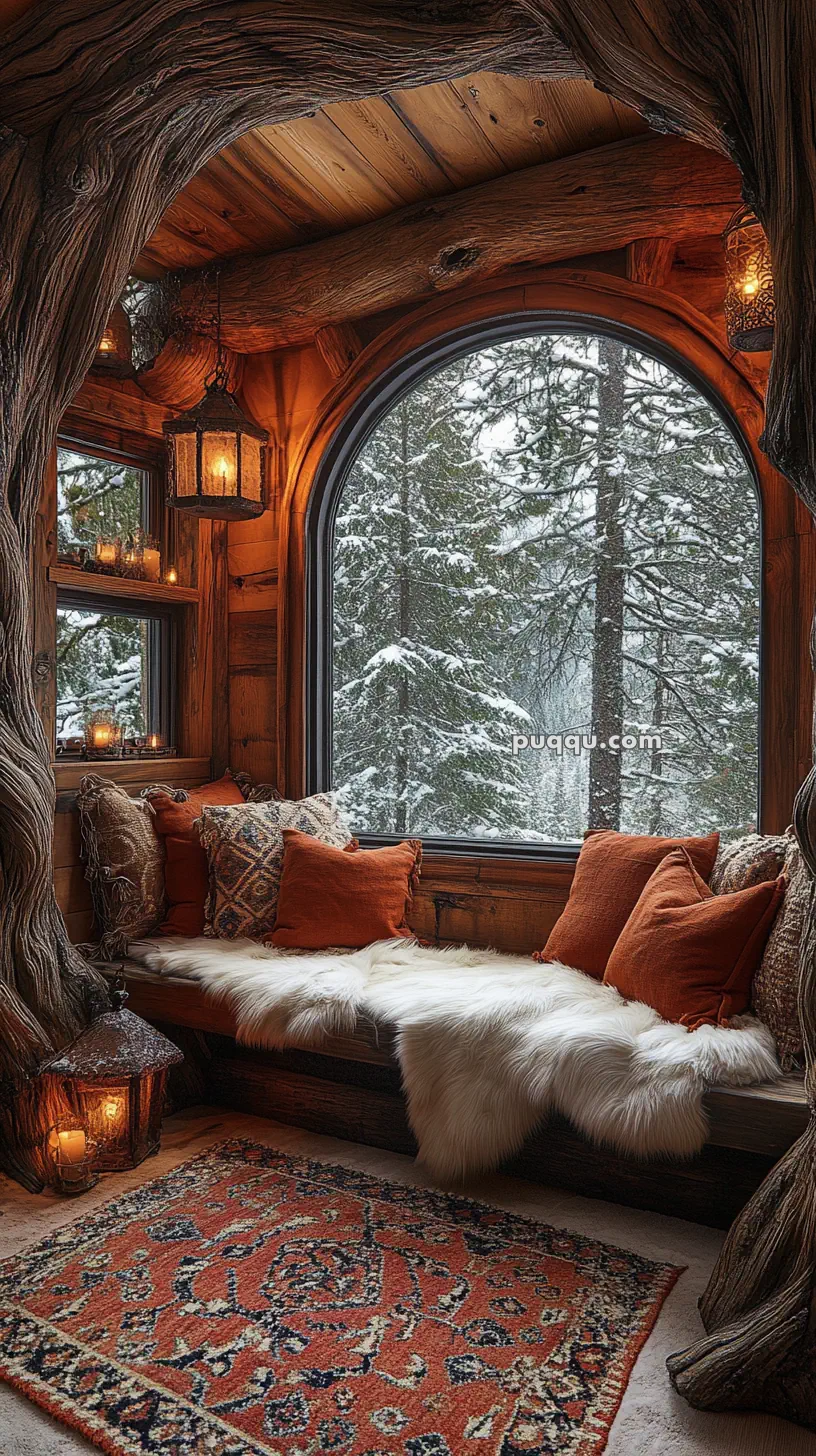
540 828 720 979
148 773 244 936
270 830 422 949
603 848 785 1029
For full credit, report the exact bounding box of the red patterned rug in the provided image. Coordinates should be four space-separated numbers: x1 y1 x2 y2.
0 1141 681 1455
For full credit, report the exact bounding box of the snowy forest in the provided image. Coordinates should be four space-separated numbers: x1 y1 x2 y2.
55 448 149 740
332 332 760 843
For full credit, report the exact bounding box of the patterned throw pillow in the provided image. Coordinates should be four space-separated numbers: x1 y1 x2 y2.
76 775 166 959
709 832 789 894
752 838 809 1069
199 795 352 941
233 771 282 804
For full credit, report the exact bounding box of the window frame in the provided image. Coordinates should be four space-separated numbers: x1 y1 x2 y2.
50 432 178 759
306 312 764 858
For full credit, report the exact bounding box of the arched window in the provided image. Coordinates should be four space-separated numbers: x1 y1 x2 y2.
321 328 760 846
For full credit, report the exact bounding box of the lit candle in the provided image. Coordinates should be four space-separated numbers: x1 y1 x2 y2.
165 566 178 585
98 332 115 353
95 540 118 567
103 1096 124 1122
216 456 229 493
58 1128 86 1165
93 723 112 749
142 547 161 582
149 734 159 750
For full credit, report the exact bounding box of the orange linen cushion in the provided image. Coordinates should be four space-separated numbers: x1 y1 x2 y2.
540 828 720 979
603 848 785 1029
148 773 244 937
270 830 422 949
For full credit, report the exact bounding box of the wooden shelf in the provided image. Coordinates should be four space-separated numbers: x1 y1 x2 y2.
48 565 198 605
53 756 212 792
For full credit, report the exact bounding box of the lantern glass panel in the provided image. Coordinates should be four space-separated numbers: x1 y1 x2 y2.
174 432 199 497
82 1082 131 1169
240 435 263 502
202 432 239 498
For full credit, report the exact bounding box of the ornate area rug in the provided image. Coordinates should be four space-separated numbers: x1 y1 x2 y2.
0 1142 682 1455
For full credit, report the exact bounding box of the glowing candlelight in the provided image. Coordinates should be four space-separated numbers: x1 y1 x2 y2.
98 331 115 353
93 723 112 749
103 1096 125 1123
149 734 159 750
95 539 118 567
165 566 178 585
216 455 229 492
142 546 161 582
58 1128 86 1165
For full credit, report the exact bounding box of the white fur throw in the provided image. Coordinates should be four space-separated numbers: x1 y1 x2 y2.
132 936 780 1180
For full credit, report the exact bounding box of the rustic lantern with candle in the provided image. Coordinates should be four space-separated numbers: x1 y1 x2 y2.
723 205 775 352
84 708 123 758
43 987 183 1173
91 300 134 378
45 1114 98 1195
164 272 267 519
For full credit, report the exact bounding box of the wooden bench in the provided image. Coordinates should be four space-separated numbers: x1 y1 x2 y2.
106 961 809 1228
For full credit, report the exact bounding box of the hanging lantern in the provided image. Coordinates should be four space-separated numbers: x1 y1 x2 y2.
42 985 183 1173
92 301 134 377
164 272 268 519
723 206 775 352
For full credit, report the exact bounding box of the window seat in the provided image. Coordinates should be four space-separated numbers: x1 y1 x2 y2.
102 961 807 1226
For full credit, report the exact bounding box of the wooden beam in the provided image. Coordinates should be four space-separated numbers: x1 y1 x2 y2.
315 323 364 378
180 135 742 352
626 236 676 288
137 333 243 409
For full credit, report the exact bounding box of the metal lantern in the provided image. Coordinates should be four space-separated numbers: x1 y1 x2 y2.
43 986 183 1173
723 206 775 352
92 301 134 378
164 273 268 520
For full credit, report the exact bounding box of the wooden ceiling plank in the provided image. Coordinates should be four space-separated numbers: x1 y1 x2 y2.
384 76 511 189
255 113 406 225
223 132 342 241
320 94 454 205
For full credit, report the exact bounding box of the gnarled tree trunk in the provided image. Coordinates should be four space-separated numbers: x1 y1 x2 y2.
0 2 572 1189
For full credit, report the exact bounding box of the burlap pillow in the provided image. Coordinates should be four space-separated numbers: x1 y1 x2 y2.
76 775 166 959
752 838 809 1070
709 832 788 894
199 794 352 941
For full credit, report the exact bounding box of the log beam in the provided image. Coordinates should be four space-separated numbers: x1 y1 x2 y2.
627 236 676 288
178 135 741 353
136 333 243 410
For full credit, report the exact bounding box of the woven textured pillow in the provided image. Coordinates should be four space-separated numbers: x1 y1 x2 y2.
709 832 789 894
752 838 808 1069
76 774 166 959
144 772 245 937
200 794 352 941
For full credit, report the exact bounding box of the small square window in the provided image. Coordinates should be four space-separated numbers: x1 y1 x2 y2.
57 446 149 552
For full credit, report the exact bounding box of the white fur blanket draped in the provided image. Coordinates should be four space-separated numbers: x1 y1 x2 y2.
132 936 779 1179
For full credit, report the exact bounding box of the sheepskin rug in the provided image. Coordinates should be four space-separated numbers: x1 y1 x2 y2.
132 936 780 1179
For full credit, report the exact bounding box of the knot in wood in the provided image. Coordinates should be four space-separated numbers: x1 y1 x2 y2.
430 242 482 285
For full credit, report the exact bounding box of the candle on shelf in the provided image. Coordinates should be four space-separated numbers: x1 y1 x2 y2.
95 538 119 568
165 566 178 585
142 546 161 582
93 723 112 749
148 734 159 750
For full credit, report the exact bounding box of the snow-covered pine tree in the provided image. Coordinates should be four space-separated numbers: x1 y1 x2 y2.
333 361 533 837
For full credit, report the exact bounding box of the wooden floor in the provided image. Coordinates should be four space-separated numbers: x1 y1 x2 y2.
1 1106 813 1456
